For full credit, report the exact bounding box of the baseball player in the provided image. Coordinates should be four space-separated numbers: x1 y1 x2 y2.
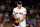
12 1 27 27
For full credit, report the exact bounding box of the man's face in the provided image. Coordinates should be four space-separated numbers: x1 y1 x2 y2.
17 4 22 8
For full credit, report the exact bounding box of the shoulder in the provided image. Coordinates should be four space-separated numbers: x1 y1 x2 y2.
22 7 26 9
21 7 27 11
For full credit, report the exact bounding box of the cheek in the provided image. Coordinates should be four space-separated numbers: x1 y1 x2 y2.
20 5 21 6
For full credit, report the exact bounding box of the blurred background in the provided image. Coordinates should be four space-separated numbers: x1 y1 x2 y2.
0 0 40 27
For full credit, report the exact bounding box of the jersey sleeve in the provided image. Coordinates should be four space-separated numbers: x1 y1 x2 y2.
12 8 15 14
23 8 27 14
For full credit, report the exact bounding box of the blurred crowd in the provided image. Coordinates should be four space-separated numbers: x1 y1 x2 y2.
0 0 40 27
